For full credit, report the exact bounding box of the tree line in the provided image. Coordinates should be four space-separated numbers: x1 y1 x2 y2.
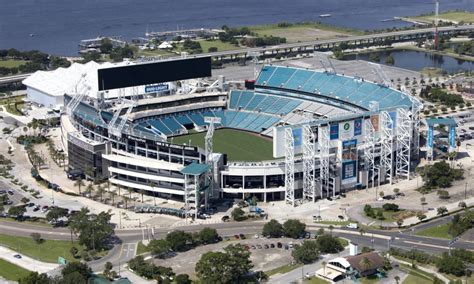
0 48 70 75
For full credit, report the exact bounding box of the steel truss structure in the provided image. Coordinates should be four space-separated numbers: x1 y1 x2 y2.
284 128 295 206
205 117 220 198
318 126 331 198
184 174 198 220
66 73 90 116
396 108 412 180
380 111 394 184
302 125 317 201
364 119 377 188
410 99 423 159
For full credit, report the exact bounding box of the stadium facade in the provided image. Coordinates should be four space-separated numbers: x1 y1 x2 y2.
58 58 422 216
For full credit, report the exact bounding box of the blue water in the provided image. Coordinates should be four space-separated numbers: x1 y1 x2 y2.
345 50 474 74
0 0 472 55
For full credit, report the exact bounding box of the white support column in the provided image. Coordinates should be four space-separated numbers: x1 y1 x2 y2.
319 126 330 199
381 111 394 185
205 117 220 198
410 98 423 159
396 108 412 180
284 128 295 207
302 125 317 202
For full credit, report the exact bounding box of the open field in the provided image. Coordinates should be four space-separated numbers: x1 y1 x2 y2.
415 223 451 239
304 277 330 284
400 264 437 284
410 11 474 24
0 259 30 281
0 59 28 68
251 22 361 43
198 40 242 52
136 48 176 58
266 263 302 276
170 128 274 161
0 234 85 263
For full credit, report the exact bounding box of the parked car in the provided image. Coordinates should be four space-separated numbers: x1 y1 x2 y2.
239 233 246 239
33 205 40 212
7 190 14 195
221 215 230 222
13 254 22 259
264 244 269 249
277 242 282 248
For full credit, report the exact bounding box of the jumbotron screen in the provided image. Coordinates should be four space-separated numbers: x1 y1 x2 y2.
97 57 212 91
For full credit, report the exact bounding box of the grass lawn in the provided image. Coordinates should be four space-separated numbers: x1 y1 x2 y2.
0 59 28 68
415 223 451 239
0 234 85 263
136 241 149 255
360 274 380 284
265 263 303 276
198 40 241 52
136 48 176 58
170 129 274 162
314 220 351 226
251 22 362 43
304 276 329 284
0 259 31 281
366 208 417 223
413 11 474 24
400 264 437 284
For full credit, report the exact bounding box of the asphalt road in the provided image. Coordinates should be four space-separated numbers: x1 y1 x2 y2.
1 217 472 272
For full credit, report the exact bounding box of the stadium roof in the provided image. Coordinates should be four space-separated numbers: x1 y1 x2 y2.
425 118 457 127
180 163 209 175
22 60 139 100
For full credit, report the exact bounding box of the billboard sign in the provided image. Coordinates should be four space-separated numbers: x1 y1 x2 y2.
370 114 380 132
341 139 357 161
342 161 357 185
339 120 354 141
330 123 339 140
145 84 168 93
354 118 362 136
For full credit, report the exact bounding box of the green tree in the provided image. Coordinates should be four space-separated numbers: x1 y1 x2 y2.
283 219 306 238
385 55 395 65
8 205 26 218
292 240 320 264
436 253 467 276
30 232 42 244
359 257 372 271
198 227 220 244
195 244 252 284
100 38 114 54
437 206 448 215
231 207 246 221
18 272 51 284
46 206 68 223
61 262 92 282
148 239 171 259
165 231 194 252
175 274 192 284
70 246 78 258
262 219 283 237
316 234 344 253
69 207 113 251
103 261 113 279
393 188 400 195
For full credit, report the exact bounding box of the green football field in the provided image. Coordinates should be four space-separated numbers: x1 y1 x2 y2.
170 129 274 162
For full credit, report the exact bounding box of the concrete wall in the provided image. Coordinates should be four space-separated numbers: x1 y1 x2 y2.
27 87 63 109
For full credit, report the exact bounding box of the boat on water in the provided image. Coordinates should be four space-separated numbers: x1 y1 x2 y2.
319 14 332 18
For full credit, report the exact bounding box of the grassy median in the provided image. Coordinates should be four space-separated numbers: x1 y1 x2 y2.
0 234 85 263
0 259 30 281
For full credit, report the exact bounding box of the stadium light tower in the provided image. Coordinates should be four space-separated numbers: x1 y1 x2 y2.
434 0 440 50
302 125 317 202
204 116 221 198
248 51 260 80
66 73 90 117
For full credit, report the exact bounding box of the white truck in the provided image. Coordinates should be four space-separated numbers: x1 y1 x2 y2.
346 223 358 229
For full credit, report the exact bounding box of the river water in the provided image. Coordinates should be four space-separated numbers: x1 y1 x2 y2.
0 0 472 55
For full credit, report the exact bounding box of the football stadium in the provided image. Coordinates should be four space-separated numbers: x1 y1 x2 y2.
37 56 423 217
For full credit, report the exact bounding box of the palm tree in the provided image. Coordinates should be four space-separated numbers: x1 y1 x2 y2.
139 189 146 203
328 225 334 236
110 191 116 206
122 196 130 209
359 257 372 272
117 184 122 196
394 275 400 284
74 178 85 195
86 183 94 198
97 185 105 202
148 181 157 206
359 228 365 236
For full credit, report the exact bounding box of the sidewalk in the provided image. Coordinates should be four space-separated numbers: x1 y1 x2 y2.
393 257 450 283
0 246 59 274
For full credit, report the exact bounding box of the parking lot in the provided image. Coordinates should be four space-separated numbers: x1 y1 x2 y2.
152 236 305 277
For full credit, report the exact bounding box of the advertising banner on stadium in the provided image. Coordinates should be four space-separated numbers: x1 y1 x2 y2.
449 126 456 148
339 120 354 141
341 139 357 161
330 123 339 140
293 128 302 147
427 126 434 148
342 161 357 185
389 111 397 130
145 84 168 93
354 118 362 136
272 126 304 157
370 114 380 132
